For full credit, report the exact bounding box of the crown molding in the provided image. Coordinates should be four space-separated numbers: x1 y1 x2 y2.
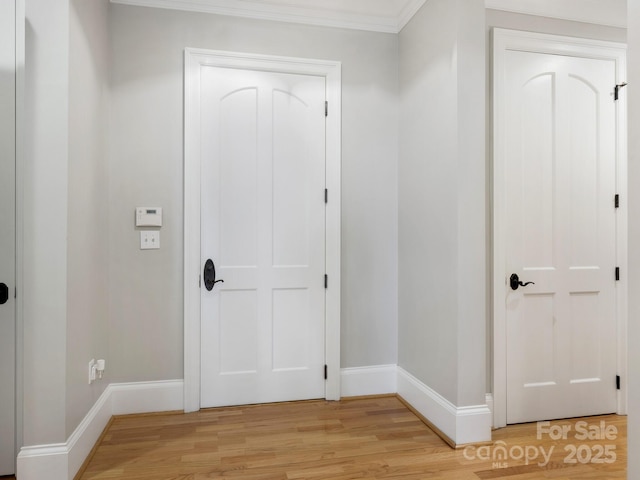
485 0 626 28
110 0 428 33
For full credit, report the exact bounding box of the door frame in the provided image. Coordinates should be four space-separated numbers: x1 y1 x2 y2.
15 0 24 466
492 28 628 428
183 49 342 413
1 0 25 473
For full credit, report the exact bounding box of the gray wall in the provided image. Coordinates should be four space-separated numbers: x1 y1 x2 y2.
107 5 399 382
66 0 110 437
23 0 70 446
23 0 112 445
398 0 486 407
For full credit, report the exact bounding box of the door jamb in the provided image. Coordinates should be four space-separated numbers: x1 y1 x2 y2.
492 28 628 428
183 49 342 413
15 0 25 464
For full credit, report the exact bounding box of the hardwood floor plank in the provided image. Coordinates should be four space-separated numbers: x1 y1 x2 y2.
79 397 626 480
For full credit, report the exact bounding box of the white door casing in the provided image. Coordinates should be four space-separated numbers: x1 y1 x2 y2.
200 68 326 407
0 0 16 474
493 29 627 427
184 49 342 412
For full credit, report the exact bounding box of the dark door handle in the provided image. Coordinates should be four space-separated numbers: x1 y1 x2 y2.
510 273 535 291
0 283 8 305
203 259 224 291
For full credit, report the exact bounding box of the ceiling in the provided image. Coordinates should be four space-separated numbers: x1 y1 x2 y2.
110 0 627 33
110 0 428 33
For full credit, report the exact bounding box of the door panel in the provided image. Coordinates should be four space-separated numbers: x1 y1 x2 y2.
0 0 16 474
219 87 258 267
505 51 617 424
200 67 326 408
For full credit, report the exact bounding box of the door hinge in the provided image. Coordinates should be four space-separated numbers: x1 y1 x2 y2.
325 189 328 204
615 267 620 281
615 194 620 208
614 82 628 101
324 274 328 289
325 101 328 117
199 275 201 288
324 364 328 380
616 375 621 390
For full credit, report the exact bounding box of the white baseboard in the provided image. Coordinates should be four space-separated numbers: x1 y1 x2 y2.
397 367 491 445
485 393 494 426
111 380 184 415
17 380 184 480
16 444 68 480
67 386 113 478
340 364 397 397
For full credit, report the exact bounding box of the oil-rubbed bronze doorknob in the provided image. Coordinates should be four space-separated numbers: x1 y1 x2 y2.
0 283 8 305
203 259 224 292
510 273 535 291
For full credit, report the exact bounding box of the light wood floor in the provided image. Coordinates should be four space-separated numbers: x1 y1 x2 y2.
77 396 626 479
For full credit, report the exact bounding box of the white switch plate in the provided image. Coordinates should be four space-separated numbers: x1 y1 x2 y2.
140 230 160 250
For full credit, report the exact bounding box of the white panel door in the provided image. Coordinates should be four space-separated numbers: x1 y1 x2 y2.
0 0 16 474
200 67 326 407
504 51 618 424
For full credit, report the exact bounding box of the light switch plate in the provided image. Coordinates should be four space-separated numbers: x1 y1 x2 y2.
140 230 160 250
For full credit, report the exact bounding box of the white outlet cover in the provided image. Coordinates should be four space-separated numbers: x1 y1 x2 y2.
140 230 160 250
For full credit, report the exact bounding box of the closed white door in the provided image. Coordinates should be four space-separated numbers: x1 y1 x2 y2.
0 0 16 474
503 50 619 424
200 67 327 407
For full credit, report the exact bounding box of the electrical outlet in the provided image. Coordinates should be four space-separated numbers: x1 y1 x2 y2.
88 359 96 384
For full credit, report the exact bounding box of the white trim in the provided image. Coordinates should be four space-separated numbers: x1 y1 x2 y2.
110 0 427 33
110 380 184 415
397 367 491 445
16 445 68 480
485 0 626 28
485 393 494 424
16 380 184 480
14 0 26 472
615 44 629 417
323 55 342 402
183 49 342 412
340 365 397 397
492 28 628 428
66 387 113 479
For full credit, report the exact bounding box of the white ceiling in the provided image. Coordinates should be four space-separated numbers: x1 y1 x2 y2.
110 0 428 33
110 0 627 33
